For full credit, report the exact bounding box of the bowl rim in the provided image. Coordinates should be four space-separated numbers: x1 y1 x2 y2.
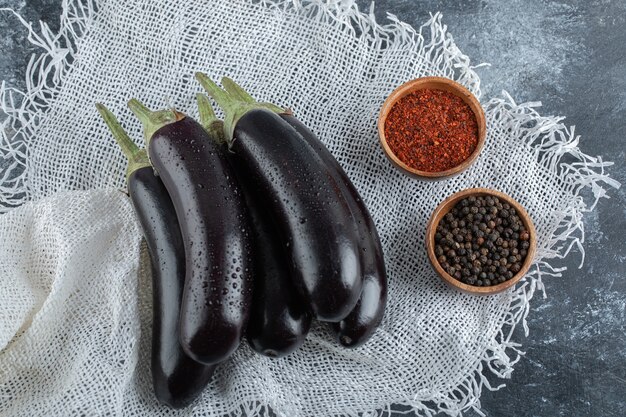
377 76 487 179
425 188 537 295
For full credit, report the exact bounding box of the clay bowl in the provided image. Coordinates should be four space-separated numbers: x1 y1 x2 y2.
425 188 537 295
377 77 486 180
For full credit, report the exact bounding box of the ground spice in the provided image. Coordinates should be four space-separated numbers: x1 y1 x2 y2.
384 88 478 172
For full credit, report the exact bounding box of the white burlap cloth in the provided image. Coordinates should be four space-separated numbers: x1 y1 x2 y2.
0 1 619 416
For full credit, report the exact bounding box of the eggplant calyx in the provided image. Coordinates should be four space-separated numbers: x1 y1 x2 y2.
95 103 150 182
196 93 226 145
195 72 283 146
127 98 185 147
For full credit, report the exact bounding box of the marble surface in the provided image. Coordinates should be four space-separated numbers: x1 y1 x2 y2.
1 1 624 416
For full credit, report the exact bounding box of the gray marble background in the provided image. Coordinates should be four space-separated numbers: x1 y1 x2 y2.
1 1 624 416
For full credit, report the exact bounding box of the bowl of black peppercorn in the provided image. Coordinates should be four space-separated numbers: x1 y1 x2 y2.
425 188 537 295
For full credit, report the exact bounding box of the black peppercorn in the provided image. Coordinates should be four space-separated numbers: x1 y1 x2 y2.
434 195 530 287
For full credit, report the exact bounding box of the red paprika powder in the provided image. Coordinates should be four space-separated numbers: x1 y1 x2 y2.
384 88 478 172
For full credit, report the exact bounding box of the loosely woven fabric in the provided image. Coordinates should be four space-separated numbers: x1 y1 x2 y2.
0 1 618 416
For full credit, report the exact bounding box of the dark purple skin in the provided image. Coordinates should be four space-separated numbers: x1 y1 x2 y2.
128 167 215 408
229 109 362 322
148 116 253 365
238 181 312 358
333 271 387 347
280 115 388 347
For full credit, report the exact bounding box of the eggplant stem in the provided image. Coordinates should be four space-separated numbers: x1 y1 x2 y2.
125 99 151 122
196 93 226 145
96 103 150 181
196 72 286 144
195 73 233 111
128 98 184 147
221 76 286 114
196 93 217 128
195 72 241 144
221 77 254 103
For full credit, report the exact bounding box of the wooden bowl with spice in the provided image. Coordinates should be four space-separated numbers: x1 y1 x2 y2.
425 188 537 295
378 77 486 179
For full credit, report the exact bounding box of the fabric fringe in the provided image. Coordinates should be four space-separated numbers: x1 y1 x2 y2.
0 0 97 211
0 0 619 416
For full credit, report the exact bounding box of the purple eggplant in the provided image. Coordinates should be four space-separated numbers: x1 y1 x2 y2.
244 200 313 357
278 115 387 348
127 100 253 365
96 104 215 408
197 73 363 323
218 80 388 347
196 94 311 357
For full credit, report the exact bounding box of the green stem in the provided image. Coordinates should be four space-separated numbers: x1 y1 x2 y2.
127 98 184 147
195 72 237 115
196 93 226 145
96 103 150 181
195 72 242 144
196 93 218 128
195 72 286 143
221 76 286 114
220 77 254 103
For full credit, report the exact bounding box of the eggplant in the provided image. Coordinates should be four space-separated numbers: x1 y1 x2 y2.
241 199 313 357
279 115 387 348
127 100 253 365
96 104 215 408
218 80 388 347
244 201 313 357
197 73 363 323
197 94 312 357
